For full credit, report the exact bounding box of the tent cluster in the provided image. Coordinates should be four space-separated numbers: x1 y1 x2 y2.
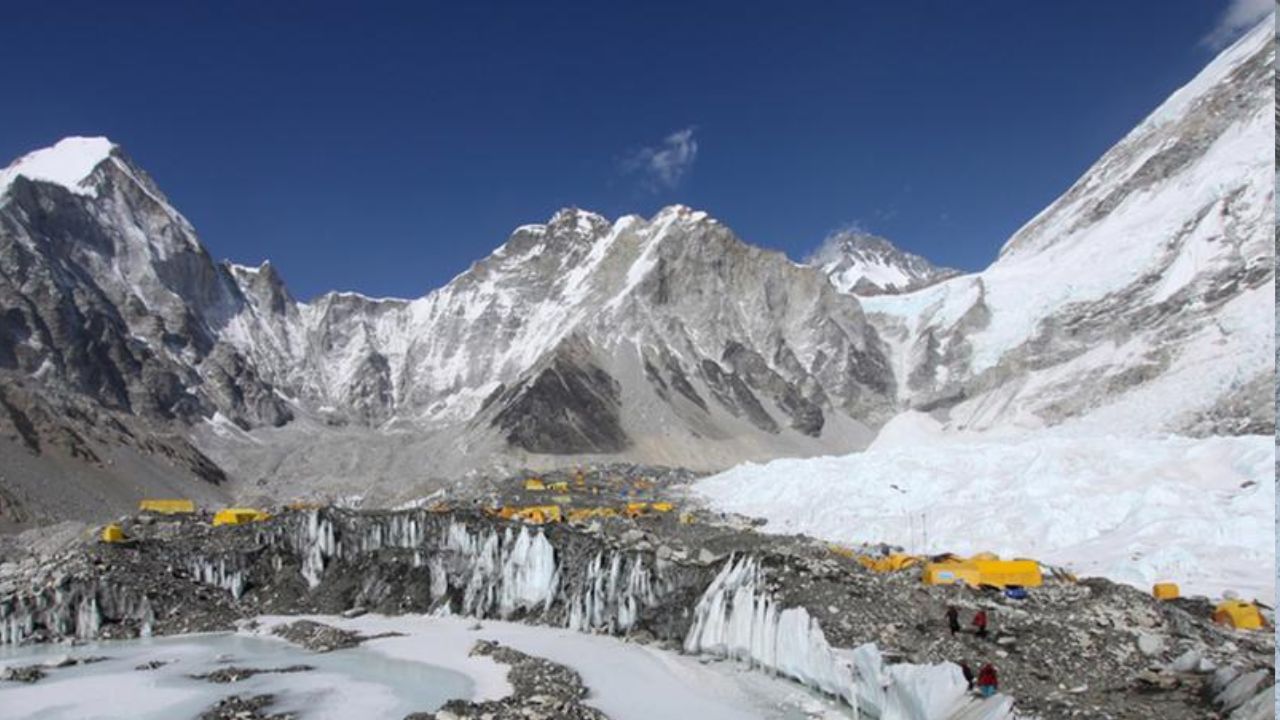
921 553 1043 589
828 547 1043 589
133 499 274 527
486 501 676 526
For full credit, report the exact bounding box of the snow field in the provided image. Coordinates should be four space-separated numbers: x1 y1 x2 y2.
694 413 1275 603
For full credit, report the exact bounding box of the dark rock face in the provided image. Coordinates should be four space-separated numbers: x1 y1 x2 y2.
723 341 825 436
491 345 629 454
0 154 290 432
698 358 778 433
343 352 394 426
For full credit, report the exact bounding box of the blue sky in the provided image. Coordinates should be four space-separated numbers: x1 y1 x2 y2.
0 1 1266 299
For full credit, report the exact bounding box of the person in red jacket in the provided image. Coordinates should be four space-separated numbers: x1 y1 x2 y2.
976 663 998 697
972 609 989 638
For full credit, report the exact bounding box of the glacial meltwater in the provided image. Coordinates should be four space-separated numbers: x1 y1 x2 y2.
0 631 473 719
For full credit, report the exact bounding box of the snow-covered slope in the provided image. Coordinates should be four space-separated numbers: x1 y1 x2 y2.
694 412 1274 603
859 19 1274 436
807 230 958 296
695 20 1276 604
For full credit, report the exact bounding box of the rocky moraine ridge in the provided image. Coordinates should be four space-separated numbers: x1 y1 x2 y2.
0 504 1272 719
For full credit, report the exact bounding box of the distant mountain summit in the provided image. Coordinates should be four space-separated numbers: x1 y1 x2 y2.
806 230 958 295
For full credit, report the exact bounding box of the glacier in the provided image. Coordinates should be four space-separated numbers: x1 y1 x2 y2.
694 412 1275 603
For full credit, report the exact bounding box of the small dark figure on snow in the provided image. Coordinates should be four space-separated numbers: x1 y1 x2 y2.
946 606 960 635
959 661 974 691
976 663 999 698
972 609 989 638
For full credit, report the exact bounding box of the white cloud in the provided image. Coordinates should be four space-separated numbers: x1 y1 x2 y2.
1202 0 1274 49
623 127 698 191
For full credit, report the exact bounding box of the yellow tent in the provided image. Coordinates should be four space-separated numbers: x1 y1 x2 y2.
1152 582 1180 600
100 523 126 543
972 559 1042 587
566 507 618 523
513 505 562 524
138 499 195 514
524 478 546 491
923 558 1042 588
213 508 271 526
1212 600 1264 630
922 561 983 587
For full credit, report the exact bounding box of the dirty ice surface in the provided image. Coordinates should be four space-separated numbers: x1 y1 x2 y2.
0 630 472 719
1 615 853 720
252 614 854 719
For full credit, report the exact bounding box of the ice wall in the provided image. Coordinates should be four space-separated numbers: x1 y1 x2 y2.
566 550 666 633
682 556 1014 720
274 510 680 630
0 581 151 646
188 557 246 599
441 520 560 618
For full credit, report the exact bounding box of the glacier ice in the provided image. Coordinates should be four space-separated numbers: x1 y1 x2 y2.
683 556 1014 720
566 550 664 633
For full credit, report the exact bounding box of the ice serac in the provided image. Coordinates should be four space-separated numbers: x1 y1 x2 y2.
682 555 1014 720
860 20 1275 436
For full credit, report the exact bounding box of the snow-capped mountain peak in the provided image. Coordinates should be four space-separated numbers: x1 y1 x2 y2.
0 136 118 198
806 229 958 295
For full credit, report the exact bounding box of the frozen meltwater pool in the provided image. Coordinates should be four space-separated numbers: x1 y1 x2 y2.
0 631 473 719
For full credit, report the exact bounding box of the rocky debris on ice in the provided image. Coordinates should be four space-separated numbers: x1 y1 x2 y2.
0 653 108 684
197 693 296 720
408 639 607 720
0 664 45 683
192 664 315 683
269 619 401 653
